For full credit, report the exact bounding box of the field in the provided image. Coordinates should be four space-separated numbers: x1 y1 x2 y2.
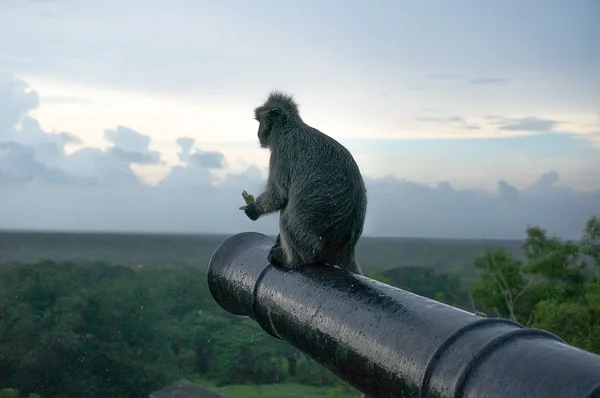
0 230 530 398
0 230 524 274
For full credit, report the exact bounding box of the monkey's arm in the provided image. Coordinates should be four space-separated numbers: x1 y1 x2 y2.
253 180 287 216
252 152 289 217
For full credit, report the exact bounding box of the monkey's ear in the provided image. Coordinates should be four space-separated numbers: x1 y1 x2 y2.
269 107 282 116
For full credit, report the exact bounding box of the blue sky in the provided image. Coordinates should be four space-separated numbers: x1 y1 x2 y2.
0 0 599 238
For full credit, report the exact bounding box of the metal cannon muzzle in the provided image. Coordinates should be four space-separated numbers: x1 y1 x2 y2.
207 232 600 398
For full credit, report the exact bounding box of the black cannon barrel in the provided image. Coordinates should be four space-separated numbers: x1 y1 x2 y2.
207 232 600 398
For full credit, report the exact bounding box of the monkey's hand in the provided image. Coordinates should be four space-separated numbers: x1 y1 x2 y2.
268 245 286 268
239 190 255 210
242 190 255 204
243 202 261 221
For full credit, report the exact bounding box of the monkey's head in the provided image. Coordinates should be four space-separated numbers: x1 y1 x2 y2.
253 91 301 149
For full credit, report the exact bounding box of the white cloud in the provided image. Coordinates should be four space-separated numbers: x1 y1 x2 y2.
1 75 599 239
158 137 226 188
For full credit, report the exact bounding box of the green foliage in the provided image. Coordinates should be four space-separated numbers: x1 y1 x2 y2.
471 216 600 354
202 379 360 398
0 261 176 397
0 259 348 397
581 216 600 268
0 389 19 398
534 273 600 354
522 226 588 299
373 266 469 308
211 320 290 386
327 382 361 398
470 249 534 322
3 220 599 398
296 357 339 387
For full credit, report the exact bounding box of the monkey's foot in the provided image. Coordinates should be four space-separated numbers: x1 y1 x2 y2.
267 246 287 268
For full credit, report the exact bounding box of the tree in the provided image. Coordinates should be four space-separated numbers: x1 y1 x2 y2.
471 249 535 323
581 216 600 268
470 216 600 355
534 277 600 354
373 266 469 308
522 226 587 300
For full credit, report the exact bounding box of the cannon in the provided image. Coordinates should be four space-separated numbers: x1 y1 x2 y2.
207 232 600 398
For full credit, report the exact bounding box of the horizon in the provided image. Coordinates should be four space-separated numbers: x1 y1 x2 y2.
0 228 542 244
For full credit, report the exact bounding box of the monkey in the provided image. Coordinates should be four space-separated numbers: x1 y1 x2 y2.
242 91 367 275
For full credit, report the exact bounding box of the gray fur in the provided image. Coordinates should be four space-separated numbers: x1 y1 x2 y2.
245 90 367 275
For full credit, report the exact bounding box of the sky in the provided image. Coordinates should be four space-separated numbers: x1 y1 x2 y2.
1 0 599 239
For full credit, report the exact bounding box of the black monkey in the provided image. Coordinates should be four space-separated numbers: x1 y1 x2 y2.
243 91 367 274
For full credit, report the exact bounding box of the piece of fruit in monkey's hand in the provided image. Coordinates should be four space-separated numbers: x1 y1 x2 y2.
239 190 255 210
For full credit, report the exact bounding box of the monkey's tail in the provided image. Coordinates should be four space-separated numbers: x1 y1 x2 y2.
350 259 363 275
338 257 362 275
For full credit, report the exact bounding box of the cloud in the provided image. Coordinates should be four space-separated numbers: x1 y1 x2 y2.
104 126 153 153
39 95 92 105
530 170 560 190
363 174 599 239
176 137 195 162
173 136 224 169
416 116 481 131
424 73 463 80
469 78 509 85
458 124 481 130
108 147 161 165
499 117 559 132
157 137 226 188
448 116 481 131
1 75 599 240
0 74 39 135
3 167 598 239
416 117 443 122
0 141 89 185
497 180 519 203
189 150 225 169
56 131 83 145
424 75 509 86
487 116 560 132
0 75 163 186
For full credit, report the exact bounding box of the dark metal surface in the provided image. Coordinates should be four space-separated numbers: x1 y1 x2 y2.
207 232 600 398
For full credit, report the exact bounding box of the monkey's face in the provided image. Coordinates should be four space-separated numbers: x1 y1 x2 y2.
256 113 271 148
255 108 282 149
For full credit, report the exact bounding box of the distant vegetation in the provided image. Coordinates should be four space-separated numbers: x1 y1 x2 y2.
0 217 598 397
0 230 524 273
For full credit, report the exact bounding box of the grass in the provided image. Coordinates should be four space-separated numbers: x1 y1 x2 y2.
198 379 361 398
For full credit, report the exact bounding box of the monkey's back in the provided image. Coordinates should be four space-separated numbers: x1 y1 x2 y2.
283 124 367 253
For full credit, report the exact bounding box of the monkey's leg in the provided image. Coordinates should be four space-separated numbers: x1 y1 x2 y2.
272 234 281 248
267 219 298 269
268 246 286 267
280 215 325 268
267 235 286 267
265 214 305 269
